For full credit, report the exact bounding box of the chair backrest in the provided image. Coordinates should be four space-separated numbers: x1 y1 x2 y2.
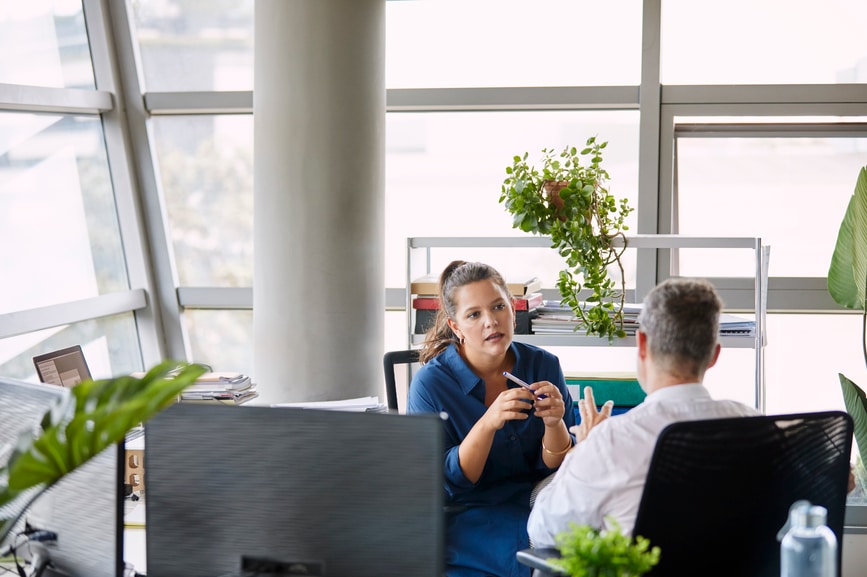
632 411 853 577
383 349 420 411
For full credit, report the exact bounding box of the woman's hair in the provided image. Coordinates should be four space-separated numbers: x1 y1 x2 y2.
419 260 510 364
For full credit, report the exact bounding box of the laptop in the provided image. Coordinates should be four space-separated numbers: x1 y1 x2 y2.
33 345 92 388
32 345 144 444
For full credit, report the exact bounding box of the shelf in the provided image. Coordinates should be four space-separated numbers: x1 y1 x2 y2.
406 235 769 410
412 334 758 349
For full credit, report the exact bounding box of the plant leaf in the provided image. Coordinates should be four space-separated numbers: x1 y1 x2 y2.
829 166 867 310
840 373 867 467
0 361 206 516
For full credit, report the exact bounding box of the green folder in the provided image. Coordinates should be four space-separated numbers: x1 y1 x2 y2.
566 373 646 409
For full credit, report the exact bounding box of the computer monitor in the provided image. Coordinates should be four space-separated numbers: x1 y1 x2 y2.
145 404 445 577
0 376 125 577
32 346 92 387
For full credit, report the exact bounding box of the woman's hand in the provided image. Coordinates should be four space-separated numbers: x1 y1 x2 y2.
569 386 613 443
482 387 536 431
528 380 567 428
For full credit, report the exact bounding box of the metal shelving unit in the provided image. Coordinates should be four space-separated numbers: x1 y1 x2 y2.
406 235 770 411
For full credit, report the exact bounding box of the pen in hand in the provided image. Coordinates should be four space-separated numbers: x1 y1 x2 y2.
502 371 548 399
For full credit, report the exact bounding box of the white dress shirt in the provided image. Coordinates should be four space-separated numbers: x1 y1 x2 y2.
527 383 759 548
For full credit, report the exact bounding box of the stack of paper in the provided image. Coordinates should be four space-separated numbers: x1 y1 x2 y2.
180 372 258 404
532 301 641 335
719 314 756 336
271 396 387 412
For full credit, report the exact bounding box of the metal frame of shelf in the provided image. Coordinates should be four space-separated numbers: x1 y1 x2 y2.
406 235 769 411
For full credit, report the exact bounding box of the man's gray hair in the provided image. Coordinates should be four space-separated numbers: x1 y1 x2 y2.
637 277 723 378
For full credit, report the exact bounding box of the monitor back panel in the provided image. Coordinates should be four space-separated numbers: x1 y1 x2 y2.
145 404 445 577
0 377 123 577
29 444 125 577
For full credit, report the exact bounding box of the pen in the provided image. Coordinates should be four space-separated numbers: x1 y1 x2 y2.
502 371 548 398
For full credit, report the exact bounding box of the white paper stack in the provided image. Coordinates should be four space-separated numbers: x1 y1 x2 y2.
180 372 258 404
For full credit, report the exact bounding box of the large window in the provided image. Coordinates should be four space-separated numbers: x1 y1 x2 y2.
130 0 254 92
150 115 254 286
3 0 867 520
0 1 94 89
661 0 867 85
386 0 642 88
384 110 641 287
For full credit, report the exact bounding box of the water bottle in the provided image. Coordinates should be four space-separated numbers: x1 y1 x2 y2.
780 501 837 577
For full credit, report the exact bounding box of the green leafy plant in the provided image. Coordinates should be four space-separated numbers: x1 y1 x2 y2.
828 165 867 471
549 519 660 577
499 137 634 341
0 360 206 539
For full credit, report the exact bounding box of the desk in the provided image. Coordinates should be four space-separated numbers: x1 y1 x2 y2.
124 500 147 575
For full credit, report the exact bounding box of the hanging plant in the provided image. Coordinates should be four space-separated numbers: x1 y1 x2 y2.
499 136 634 341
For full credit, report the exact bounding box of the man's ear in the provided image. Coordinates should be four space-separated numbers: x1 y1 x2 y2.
706 343 721 369
637 331 649 360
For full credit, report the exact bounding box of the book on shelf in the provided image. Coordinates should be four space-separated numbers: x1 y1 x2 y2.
531 304 755 338
410 274 542 297
412 291 543 311
412 292 543 335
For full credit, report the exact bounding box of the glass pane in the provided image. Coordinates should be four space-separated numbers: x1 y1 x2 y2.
184 309 252 376
0 113 128 314
760 314 858 415
386 0 642 88
151 115 253 286
385 110 640 287
0 313 143 381
131 0 254 92
661 0 867 84
0 0 94 89
674 134 867 277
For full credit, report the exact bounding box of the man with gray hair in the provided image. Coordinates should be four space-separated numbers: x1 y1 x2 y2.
527 277 759 546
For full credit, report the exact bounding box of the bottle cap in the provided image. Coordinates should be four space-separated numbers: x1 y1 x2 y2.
792 504 828 529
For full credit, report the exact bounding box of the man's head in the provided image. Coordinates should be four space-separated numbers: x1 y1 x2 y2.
637 277 722 386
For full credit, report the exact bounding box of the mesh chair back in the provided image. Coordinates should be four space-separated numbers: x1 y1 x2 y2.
632 411 853 577
383 349 420 411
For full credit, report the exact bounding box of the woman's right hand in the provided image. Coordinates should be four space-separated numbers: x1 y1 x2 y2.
482 387 537 431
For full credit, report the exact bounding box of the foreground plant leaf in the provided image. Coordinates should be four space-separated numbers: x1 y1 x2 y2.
0 361 206 533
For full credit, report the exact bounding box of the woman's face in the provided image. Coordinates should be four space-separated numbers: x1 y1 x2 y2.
448 279 515 360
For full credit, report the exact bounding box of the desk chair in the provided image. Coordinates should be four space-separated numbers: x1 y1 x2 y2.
383 349 420 412
632 411 852 577
517 411 853 577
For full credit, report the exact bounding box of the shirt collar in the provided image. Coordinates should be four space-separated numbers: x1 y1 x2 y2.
643 383 712 405
442 342 522 397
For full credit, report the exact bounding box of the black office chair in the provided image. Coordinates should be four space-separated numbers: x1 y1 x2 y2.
632 411 853 577
383 349 420 412
517 411 854 577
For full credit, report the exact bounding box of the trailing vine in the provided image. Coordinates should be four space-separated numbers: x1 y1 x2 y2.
499 137 633 341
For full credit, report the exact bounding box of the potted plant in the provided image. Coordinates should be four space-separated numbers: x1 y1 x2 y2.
548 519 660 577
0 360 206 541
827 164 867 497
499 137 634 341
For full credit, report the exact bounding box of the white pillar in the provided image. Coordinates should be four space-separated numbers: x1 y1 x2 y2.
253 0 385 404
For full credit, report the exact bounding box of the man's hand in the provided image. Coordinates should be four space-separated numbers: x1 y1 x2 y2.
569 386 613 443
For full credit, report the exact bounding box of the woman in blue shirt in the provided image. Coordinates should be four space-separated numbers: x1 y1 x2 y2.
407 260 576 577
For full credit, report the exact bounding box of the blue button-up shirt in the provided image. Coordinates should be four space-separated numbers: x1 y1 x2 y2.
408 341 576 577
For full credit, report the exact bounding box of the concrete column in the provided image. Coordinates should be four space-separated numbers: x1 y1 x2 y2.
254 0 385 404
